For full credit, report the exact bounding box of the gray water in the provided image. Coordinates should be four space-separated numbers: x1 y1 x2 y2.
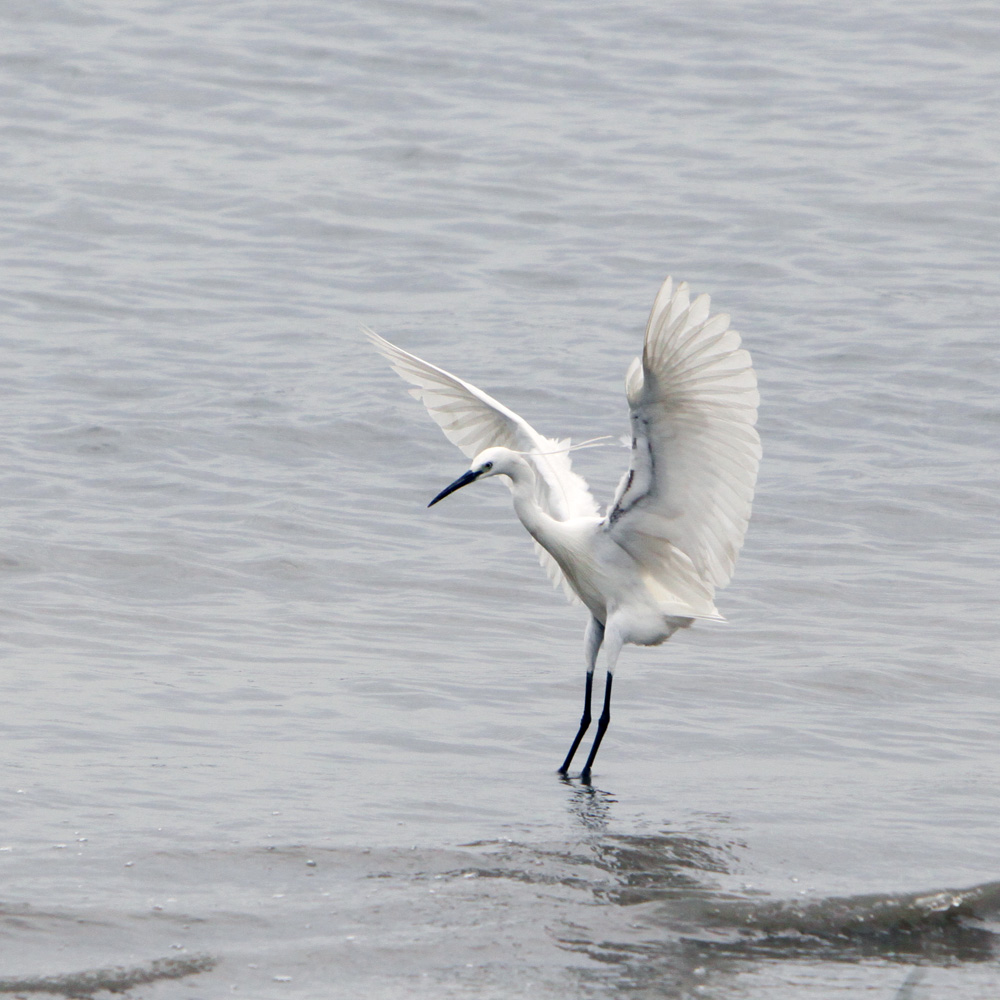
2 1 999 997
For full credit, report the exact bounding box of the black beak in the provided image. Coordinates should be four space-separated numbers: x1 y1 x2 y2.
428 469 481 507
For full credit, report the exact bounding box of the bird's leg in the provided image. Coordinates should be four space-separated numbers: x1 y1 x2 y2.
557 671 592 775
557 618 604 775
580 673 613 782
580 630 622 782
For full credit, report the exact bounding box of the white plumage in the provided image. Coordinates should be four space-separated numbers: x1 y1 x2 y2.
367 276 760 779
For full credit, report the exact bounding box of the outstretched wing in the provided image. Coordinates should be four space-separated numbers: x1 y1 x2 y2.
366 329 599 600
605 278 760 605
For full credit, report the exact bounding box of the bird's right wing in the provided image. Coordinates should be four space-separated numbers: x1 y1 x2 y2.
604 278 760 608
366 329 599 601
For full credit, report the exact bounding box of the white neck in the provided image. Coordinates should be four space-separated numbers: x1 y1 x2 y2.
503 455 557 542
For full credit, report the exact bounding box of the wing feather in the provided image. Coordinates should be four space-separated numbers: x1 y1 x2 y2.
366 328 599 602
605 278 761 599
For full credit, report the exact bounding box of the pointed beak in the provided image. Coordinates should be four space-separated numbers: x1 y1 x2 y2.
428 468 481 508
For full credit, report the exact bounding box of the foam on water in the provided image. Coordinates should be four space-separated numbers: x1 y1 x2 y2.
1 837 999 998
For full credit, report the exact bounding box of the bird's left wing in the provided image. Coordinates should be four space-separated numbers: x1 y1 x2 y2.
366 329 599 599
604 278 760 608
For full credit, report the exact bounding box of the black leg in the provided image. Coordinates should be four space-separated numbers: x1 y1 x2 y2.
557 670 593 775
580 672 613 782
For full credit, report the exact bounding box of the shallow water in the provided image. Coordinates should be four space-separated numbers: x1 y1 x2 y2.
2 0 1000 996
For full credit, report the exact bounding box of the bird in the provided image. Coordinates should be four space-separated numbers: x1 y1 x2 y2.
366 277 760 780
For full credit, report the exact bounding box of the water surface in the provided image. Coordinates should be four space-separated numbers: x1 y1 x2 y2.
2 1 999 996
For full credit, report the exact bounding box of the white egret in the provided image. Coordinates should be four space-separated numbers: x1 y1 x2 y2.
367 277 760 780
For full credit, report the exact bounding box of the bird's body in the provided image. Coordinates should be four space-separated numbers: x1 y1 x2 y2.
367 277 760 779
476 449 698 642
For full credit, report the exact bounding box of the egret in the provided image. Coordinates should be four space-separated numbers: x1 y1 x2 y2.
367 277 760 780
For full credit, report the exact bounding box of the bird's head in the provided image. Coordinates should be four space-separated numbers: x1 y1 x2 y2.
427 447 518 507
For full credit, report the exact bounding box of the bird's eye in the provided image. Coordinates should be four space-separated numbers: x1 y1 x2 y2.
483 461 493 471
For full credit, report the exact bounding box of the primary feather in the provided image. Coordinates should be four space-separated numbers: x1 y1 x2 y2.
605 278 761 601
